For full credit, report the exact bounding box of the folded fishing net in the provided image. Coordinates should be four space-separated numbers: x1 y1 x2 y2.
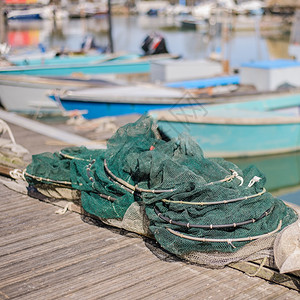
24 114 298 268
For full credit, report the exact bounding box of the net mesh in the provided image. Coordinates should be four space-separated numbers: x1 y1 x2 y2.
24 114 298 265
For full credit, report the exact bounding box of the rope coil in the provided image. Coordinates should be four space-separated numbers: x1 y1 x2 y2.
104 159 244 194
24 170 72 187
154 206 273 229
166 220 282 248
161 188 266 206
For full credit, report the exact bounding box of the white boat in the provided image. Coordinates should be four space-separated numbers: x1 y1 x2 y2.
68 2 107 18
7 5 69 21
7 7 45 20
192 2 216 19
40 6 69 20
233 1 265 15
0 74 116 114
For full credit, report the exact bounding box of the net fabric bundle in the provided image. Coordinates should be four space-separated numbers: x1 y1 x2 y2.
104 116 297 254
24 114 298 267
25 146 135 219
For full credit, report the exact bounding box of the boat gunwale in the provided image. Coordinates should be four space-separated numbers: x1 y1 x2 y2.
55 95 204 105
204 146 300 158
1 53 178 73
153 111 300 125
0 76 108 88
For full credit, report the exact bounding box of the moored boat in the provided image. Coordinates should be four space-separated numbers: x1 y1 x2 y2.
0 74 118 114
0 53 179 77
150 92 300 158
47 84 201 119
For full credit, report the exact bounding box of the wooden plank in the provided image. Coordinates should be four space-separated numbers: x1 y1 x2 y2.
1 121 300 300
0 165 15 177
0 224 110 269
106 264 215 300
1 221 89 256
232 283 288 300
0 199 52 217
2 244 156 299
0 240 137 291
33 259 181 300
1 192 300 300
0 211 84 246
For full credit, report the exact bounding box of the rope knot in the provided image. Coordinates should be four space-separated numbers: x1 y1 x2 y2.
248 176 262 187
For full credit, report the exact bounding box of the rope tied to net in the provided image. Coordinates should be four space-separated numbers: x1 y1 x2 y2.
103 159 244 194
161 187 266 206
204 169 243 186
248 176 262 187
59 150 92 161
9 169 26 181
246 257 268 277
104 159 175 194
24 169 73 187
166 220 282 248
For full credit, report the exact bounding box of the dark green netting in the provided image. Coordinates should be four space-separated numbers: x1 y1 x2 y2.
25 146 134 219
25 151 72 186
24 114 298 256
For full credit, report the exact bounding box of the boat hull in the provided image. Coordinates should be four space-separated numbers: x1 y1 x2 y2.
0 61 150 77
9 14 42 20
2 54 177 77
0 83 59 114
150 92 300 158
50 98 200 119
0 75 115 114
156 120 300 158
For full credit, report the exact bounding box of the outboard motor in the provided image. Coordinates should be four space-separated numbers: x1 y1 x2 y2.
141 32 169 55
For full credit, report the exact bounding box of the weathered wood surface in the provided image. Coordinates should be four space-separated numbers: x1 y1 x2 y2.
1 120 300 299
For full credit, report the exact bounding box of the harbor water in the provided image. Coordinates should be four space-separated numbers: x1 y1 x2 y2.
6 14 292 68
3 14 300 204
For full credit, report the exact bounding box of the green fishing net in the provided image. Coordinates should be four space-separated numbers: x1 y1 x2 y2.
24 114 298 258
25 146 134 219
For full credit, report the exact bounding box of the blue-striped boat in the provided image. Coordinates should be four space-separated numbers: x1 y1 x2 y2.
48 85 201 120
46 73 243 119
150 92 300 158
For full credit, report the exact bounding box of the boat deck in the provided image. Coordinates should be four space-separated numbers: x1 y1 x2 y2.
1 120 300 299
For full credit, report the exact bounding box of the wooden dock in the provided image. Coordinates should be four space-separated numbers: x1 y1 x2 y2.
1 119 300 299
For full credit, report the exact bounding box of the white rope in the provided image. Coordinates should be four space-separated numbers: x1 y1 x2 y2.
162 188 266 206
246 257 268 277
248 176 262 187
9 169 26 181
55 202 72 215
166 220 282 247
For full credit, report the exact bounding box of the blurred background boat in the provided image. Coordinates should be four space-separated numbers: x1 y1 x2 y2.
0 52 178 76
7 5 69 21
